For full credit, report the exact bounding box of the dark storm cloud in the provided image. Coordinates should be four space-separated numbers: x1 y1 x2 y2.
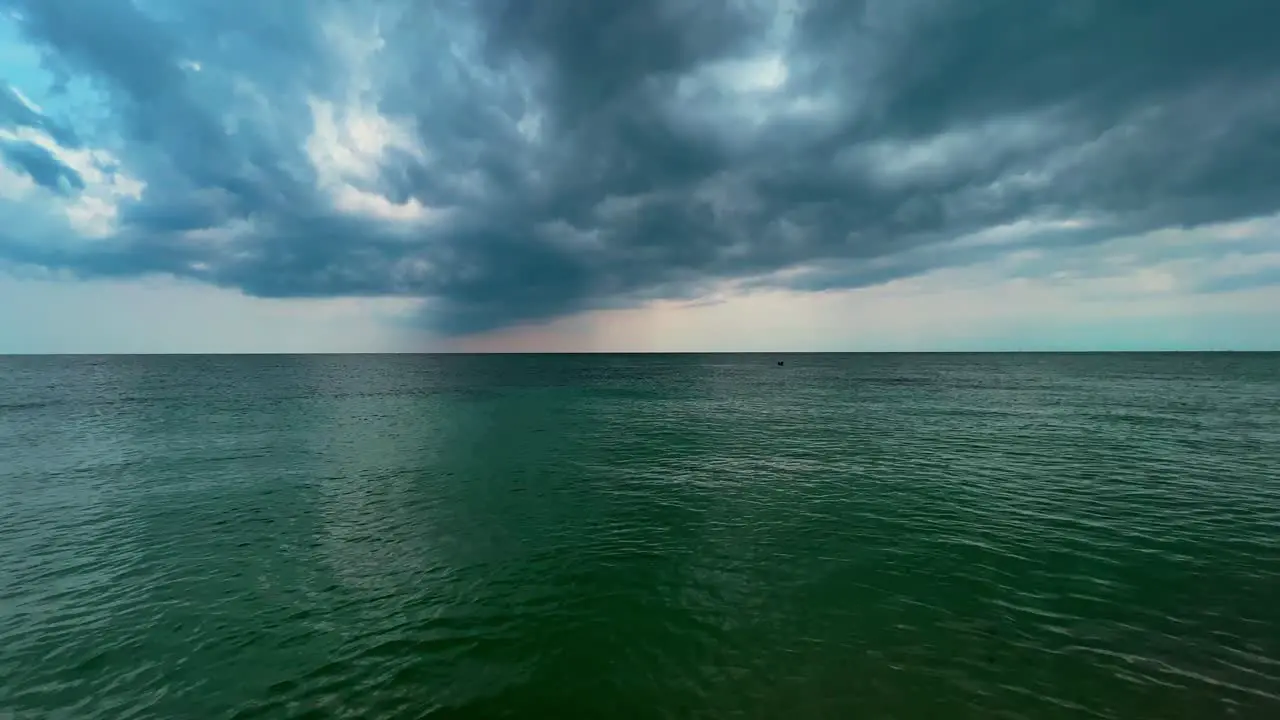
3 0 1280 334
0 80 80 147
0 138 83 193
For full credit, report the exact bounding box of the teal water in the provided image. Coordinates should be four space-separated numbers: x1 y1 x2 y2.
1 353 1278 719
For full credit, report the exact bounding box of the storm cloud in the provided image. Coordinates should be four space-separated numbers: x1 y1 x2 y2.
2 0 1279 335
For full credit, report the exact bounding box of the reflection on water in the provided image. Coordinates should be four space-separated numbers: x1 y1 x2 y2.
2 353 1279 718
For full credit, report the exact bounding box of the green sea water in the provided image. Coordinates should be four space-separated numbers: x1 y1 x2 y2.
2 353 1278 719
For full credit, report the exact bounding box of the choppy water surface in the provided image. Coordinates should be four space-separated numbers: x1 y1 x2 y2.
2 353 1279 718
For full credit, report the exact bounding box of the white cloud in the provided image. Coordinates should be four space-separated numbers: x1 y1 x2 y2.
8 83 41 112
296 10 456 227
304 96 447 225
0 123 145 239
716 54 789 93
853 112 1060 189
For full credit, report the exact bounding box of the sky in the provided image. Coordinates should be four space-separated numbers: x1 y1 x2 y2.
2 0 1279 353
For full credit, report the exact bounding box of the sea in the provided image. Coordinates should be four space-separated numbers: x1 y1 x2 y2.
1 353 1278 719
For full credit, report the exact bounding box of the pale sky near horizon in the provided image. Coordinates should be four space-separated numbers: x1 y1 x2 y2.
3 1 1279 353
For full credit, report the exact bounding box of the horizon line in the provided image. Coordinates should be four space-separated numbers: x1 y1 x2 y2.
2 349 1277 357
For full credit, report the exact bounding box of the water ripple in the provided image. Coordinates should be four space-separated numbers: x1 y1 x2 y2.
2 353 1279 718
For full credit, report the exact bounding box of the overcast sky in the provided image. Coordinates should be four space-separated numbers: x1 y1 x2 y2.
2 0 1279 353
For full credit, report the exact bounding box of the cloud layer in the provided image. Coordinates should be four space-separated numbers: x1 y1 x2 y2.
2 0 1279 337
